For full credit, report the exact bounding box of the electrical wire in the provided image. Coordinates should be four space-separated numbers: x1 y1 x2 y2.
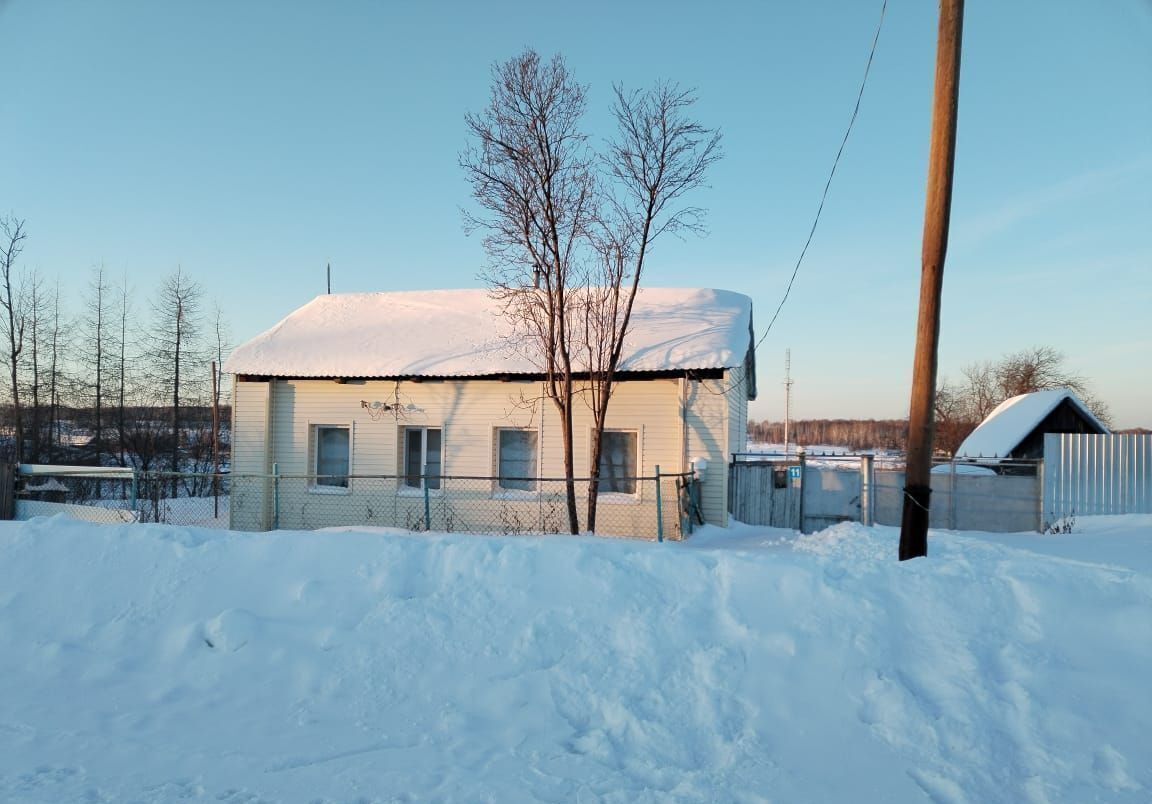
756 0 889 349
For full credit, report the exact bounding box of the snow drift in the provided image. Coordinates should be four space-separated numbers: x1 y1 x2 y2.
0 515 1149 802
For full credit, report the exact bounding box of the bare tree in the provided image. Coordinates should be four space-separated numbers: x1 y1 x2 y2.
582 83 720 530
115 272 134 465
146 267 206 491
994 346 1086 399
46 281 67 456
462 49 597 533
82 264 116 464
463 52 722 533
935 345 1112 453
0 215 28 462
21 270 52 462
211 302 231 411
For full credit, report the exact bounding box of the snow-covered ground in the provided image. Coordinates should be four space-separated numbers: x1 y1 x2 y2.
1 514 1149 802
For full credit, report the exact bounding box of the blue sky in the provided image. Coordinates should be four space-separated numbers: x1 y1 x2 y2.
1 0 1149 427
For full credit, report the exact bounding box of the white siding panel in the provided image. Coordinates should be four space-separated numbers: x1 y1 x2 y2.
230 381 271 530
684 375 731 525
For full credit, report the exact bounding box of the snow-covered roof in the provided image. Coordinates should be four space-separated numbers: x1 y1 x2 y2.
955 389 1108 459
225 287 754 378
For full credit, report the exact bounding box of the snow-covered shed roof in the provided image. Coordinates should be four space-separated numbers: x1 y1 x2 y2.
955 389 1108 459
225 287 754 380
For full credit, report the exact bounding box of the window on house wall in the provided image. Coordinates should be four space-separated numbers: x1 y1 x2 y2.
314 425 350 488
497 429 538 491
402 427 442 490
598 430 638 494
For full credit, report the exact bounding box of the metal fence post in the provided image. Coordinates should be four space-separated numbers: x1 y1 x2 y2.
860 454 874 526
272 462 280 531
1035 458 1044 532
423 479 431 532
130 469 139 513
655 465 664 542
797 450 806 533
950 459 957 530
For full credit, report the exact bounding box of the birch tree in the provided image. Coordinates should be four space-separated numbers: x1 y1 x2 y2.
462 49 596 534
83 264 115 464
0 216 27 462
22 271 52 462
582 83 720 531
115 273 133 465
146 267 205 489
463 51 722 533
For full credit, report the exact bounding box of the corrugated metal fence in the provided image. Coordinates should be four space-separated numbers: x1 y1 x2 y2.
731 453 1043 533
1043 433 1152 516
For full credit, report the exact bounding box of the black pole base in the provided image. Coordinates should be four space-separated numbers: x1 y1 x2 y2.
899 484 931 561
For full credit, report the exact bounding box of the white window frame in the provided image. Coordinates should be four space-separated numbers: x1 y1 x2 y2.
593 427 642 501
494 427 540 495
309 422 353 494
399 426 443 494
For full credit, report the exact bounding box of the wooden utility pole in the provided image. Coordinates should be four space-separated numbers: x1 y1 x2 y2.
211 360 220 519
900 0 964 561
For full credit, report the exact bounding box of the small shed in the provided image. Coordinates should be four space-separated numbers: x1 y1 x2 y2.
956 389 1109 462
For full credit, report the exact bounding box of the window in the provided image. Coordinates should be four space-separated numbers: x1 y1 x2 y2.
314 425 350 488
497 429 538 491
403 427 442 490
598 431 637 494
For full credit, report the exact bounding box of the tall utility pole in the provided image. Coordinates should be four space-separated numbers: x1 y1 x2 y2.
783 349 794 455
900 0 965 561
211 360 220 518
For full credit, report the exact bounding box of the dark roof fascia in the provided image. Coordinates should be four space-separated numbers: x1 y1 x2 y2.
744 310 758 401
235 368 730 384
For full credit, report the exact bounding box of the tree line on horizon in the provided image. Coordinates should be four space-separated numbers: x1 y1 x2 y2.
0 215 230 473
747 418 907 452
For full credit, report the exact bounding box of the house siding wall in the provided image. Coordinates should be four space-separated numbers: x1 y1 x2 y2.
232 374 741 535
230 380 272 530
684 373 734 526
727 363 749 457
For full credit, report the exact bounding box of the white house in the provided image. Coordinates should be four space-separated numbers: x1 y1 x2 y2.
223 287 756 538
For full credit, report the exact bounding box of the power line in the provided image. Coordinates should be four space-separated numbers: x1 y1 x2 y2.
756 0 889 350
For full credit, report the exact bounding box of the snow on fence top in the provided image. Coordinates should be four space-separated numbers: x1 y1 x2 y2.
956 389 1108 459
225 287 754 378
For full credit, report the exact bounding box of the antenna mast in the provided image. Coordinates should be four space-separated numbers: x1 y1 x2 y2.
784 348 794 455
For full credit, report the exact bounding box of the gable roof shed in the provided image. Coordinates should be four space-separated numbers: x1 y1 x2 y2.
956 389 1109 460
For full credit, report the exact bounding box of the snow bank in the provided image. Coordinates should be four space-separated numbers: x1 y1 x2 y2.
1 515 1149 801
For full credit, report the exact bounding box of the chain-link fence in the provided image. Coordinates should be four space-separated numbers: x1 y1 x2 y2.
231 472 699 540
15 467 230 527
14 466 701 540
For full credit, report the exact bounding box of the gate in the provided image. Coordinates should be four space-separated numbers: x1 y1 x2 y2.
801 464 862 532
728 458 801 528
